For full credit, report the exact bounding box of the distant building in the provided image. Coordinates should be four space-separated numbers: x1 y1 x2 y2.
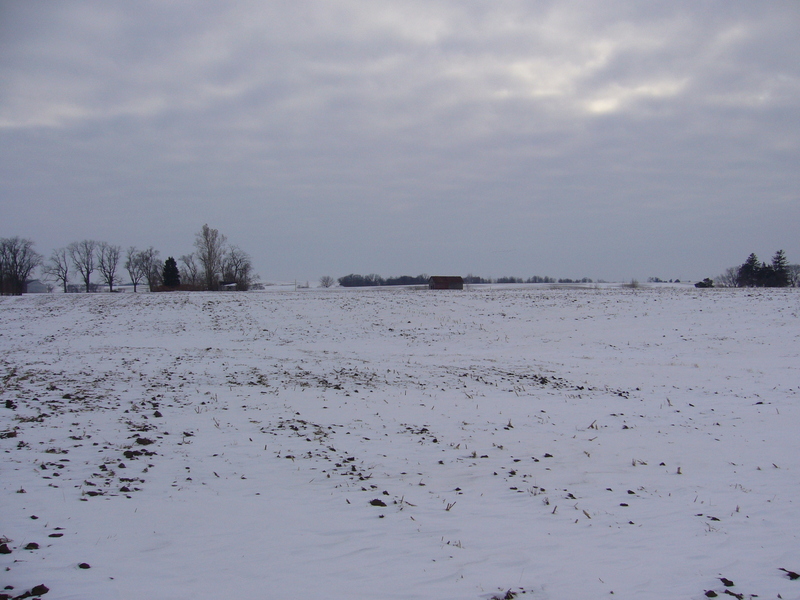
25 279 50 293
429 276 464 290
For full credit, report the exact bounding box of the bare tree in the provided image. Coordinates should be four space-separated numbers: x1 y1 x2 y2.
222 245 253 291
43 247 71 293
0 237 43 295
319 275 335 288
715 266 740 288
68 240 97 292
194 224 226 291
788 264 800 287
125 247 146 292
97 242 122 292
139 247 161 292
179 253 200 288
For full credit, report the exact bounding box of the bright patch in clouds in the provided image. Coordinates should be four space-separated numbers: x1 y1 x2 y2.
585 79 689 114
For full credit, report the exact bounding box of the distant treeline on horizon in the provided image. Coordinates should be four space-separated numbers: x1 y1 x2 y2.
334 274 602 288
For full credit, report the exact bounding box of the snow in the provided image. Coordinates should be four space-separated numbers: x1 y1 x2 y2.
1 286 799 600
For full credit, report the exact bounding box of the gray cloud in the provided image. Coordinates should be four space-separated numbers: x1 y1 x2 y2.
2 1 798 282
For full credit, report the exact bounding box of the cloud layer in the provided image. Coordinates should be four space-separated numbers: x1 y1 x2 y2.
2 1 798 281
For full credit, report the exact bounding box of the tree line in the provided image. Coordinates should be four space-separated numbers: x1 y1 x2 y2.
331 273 598 287
0 224 254 295
334 274 430 287
716 250 799 288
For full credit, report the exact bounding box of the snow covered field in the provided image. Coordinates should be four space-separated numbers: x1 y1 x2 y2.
1 286 799 600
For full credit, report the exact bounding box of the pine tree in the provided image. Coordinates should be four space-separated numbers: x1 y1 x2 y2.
759 261 775 287
737 253 761 287
162 257 180 288
771 249 790 287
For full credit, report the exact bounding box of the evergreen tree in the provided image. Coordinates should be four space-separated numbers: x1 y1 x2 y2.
162 256 181 288
771 249 790 287
737 253 761 287
735 250 793 287
759 261 776 287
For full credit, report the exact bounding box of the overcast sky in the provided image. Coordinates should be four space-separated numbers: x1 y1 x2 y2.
2 1 798 283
